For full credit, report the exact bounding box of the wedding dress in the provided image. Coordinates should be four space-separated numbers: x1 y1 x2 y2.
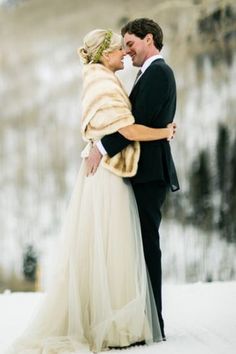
7 62 162 353
7 160 162 354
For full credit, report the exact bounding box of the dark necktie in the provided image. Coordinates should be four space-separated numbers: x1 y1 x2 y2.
132 69 142 89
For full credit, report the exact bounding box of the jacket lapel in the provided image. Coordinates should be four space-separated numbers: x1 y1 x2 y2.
129 58 165 99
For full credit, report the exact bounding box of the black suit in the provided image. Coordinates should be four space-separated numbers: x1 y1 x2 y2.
102 58 179 338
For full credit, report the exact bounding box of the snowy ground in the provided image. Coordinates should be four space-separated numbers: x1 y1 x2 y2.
1 282 235 354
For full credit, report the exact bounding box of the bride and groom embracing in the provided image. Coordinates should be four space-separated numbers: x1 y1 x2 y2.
8 18 179 354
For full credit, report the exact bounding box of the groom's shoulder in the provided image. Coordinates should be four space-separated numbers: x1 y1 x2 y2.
145 59 174 80
151 59 174 73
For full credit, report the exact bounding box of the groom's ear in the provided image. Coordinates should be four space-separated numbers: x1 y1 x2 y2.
146 33 153 45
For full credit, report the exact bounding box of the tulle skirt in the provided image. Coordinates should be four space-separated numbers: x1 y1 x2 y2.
7 161 162 353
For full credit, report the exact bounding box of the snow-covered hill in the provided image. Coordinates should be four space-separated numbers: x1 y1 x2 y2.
1 282 236 354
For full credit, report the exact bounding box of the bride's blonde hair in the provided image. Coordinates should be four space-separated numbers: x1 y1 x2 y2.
78 29 123 64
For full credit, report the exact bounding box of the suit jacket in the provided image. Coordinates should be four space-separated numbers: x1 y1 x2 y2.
101 58 179 191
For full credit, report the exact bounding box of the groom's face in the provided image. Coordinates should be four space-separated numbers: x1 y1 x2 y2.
124 32 149 67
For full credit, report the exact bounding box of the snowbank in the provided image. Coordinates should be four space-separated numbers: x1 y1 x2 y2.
1 282 235 354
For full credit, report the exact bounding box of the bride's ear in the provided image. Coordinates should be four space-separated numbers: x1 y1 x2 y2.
102 52 110 62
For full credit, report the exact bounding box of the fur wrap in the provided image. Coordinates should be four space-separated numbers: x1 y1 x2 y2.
81 63 140 177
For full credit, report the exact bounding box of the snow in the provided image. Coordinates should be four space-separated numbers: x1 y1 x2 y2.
1 282 235 354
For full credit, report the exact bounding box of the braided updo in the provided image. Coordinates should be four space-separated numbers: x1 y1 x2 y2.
78 29 123 64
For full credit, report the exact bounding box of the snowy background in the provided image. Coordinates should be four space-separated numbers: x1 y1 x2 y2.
0 0 235 291
0 0 236 352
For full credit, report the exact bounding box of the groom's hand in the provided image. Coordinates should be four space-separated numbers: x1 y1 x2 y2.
85 145 102 176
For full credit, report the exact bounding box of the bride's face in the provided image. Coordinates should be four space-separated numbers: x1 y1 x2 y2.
104 47 126 72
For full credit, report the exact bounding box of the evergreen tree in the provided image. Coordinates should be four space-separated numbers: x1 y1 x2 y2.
23 244 38 282
228 137 236 242
189 150 213 229
216 124 231 241
216 124 229 192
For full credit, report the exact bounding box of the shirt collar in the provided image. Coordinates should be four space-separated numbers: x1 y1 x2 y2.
140 54 163 74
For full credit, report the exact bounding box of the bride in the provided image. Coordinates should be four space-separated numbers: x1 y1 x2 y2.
7 29 176 353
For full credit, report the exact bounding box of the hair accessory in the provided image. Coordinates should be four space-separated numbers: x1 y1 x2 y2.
92 30 113 63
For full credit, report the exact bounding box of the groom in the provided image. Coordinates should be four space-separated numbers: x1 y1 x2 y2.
86 18 179 340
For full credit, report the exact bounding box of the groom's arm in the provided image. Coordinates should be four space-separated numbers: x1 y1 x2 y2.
85 129 132 176
101 131 131 157
85 134 131 176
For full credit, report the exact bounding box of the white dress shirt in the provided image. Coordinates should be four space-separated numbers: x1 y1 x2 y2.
96 54 163 155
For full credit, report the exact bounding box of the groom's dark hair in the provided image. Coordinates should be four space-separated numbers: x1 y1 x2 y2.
121 18 163 51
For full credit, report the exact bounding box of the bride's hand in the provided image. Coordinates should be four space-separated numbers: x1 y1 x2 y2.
166 122 177 141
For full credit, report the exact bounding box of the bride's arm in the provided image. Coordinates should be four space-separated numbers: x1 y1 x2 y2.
118 122 176 141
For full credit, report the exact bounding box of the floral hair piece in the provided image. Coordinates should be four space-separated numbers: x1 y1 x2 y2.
92 30 113 63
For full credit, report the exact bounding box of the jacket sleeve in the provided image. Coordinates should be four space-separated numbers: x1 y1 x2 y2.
101 132 131 158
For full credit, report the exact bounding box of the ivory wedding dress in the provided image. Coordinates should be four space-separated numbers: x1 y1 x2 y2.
8 62 162 353
7 159 162 353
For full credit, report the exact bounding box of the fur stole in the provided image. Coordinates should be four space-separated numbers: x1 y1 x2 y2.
81 64 140 177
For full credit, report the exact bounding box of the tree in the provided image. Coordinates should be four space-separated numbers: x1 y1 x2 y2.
216 124 230 192
189 149 213 229
227 137 236 242
215 124 232 241
23 244 38 282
